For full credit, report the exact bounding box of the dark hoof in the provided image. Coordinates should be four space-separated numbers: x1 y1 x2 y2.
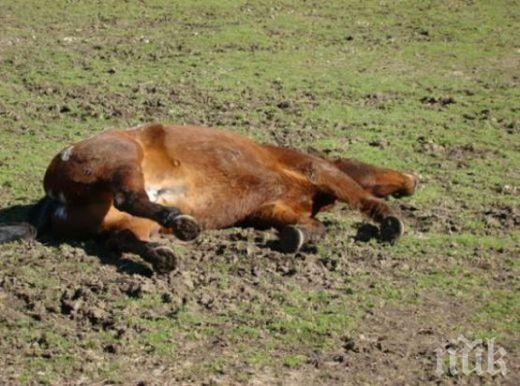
171 215 201 241
354 223 379 242
146 246 177 274
278 225 305 253
379 216 404 242
0 223 37 244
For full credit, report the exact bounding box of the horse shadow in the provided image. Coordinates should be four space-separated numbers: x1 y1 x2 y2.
0 203 154 277
1 203 382 276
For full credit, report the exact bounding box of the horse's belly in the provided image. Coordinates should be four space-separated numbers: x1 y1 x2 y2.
139 135 285 229
142 179 250 229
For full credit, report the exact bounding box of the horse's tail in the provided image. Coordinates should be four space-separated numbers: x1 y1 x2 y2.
0 196 58 243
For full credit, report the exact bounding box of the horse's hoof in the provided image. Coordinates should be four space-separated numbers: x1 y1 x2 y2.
171 215 201 241
379 216 404 242
405 172 420 195
392 172 420 198
0 223 37 244
354 223 380 242
278 225 305 253
147 246 177 274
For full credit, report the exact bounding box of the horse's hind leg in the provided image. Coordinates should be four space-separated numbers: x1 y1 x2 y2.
250 201 326 253
334 158 419 198
305 160 404 242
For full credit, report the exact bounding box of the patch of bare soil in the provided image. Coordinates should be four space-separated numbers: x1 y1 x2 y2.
1 215 517 384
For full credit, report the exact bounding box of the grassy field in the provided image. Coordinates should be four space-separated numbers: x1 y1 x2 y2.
0 0 518 384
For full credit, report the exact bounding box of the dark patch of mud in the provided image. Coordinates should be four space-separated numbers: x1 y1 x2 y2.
482 204 520 231
420 95 456 108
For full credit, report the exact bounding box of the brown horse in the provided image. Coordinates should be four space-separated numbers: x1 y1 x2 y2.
3 123 418 273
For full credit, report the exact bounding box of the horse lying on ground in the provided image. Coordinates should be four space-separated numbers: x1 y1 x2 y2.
0 123 418 273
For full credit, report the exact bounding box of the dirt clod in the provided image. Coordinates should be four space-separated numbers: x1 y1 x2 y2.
420 96 455 107
343 338 357 352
